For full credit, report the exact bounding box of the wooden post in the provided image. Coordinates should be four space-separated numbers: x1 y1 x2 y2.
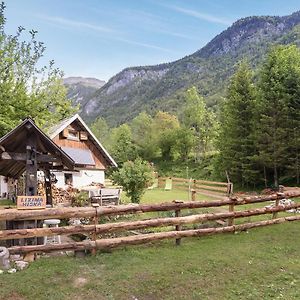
158 176 162 189
25 145 37 195
228 198 236 226
175 209 181 245
44 169 53 206
273 193 283 219
191 189 196 201
227 183 233 196
91 203 100 255
174 200 183 246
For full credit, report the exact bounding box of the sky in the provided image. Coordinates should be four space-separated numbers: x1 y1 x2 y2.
5 0 300 81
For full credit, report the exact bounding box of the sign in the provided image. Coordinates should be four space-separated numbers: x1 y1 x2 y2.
17 196 46 210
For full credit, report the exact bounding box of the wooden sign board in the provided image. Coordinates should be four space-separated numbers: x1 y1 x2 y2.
17 196 46 210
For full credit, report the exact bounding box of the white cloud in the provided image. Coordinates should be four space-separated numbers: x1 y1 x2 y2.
113 36 177 53
35 14 176 53
164 4 232 26
36 14 115 33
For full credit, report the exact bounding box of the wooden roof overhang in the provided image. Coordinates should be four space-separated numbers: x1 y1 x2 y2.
0 118 75 178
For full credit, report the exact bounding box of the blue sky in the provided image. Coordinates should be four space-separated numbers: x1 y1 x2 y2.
5 0 300 81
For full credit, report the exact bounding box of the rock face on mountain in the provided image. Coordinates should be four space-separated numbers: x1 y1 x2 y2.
63 77 105 108
79 11 300 126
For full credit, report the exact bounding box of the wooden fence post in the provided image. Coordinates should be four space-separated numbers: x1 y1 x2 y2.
273 193 283 219
175 209 181 245
227 183 233 196
91 203 100 255
228 197 236 226
174 200 183 246
191 189 196 201
158 176 163 189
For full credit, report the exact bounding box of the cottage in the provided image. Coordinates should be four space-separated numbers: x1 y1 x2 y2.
48 114 117 189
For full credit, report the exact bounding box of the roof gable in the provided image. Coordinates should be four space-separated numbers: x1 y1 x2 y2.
49 114 117 168
0 118 75 178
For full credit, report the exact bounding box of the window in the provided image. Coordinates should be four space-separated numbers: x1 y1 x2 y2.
64 173 73 185
67 129 79 140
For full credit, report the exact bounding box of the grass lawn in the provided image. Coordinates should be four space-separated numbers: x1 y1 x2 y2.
1 189 299 299
0 199 15 206
1 222 300 299
121 188 215 204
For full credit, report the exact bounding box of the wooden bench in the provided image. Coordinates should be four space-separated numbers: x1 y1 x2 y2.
90 188 121 206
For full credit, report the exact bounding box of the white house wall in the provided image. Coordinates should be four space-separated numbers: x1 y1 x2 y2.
53 170 105 189
0 176 8 198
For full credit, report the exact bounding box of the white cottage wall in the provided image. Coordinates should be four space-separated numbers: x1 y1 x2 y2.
53 170 105 189
0 176 8 198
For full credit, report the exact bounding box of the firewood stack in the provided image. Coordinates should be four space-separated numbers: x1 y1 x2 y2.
37 182 78 206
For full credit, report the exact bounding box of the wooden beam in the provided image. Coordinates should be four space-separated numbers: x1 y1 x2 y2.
7 215 300 253
1 191 300 221
0 152 61 163
94 215 300 250
1 152 26 161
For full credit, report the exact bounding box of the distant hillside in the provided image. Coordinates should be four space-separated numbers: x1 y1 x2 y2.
78 11 300 126
63 77 105 108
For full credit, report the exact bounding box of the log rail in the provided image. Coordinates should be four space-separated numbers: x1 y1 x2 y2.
157 176 232 197
0 191 300 254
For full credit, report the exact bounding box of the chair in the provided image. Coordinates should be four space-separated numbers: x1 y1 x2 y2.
43 219 61 245
164 178 172 191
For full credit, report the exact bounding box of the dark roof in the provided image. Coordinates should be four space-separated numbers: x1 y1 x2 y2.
62 147 95 166
0 118 75 178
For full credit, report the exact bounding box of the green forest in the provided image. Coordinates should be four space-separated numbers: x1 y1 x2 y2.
91 45 300 190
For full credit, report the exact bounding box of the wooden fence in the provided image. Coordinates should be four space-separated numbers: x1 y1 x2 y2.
158 176 232 199
0 191 300 254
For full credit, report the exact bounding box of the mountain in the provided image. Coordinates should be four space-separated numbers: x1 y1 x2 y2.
63 77 105 108
79 11 300 126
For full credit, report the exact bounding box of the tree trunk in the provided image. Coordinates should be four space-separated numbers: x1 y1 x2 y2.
274 163 279 189
296 152 299 185
263 166 268 188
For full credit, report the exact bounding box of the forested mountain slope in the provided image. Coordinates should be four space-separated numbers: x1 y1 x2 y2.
79 11 300 126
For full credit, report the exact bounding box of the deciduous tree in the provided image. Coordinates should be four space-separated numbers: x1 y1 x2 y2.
112 158 154 203
0 3 76 135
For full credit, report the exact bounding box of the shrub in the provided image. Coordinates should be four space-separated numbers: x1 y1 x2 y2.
72 191 89 207
112 158 154 203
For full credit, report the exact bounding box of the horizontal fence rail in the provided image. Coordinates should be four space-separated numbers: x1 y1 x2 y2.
0 191 300 254
1 191 299 221
2 201 300 241
7 215 300 254
157 176 232 198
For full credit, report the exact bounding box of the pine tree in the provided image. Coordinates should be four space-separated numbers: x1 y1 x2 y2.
217 61 257 186
256 45 300 188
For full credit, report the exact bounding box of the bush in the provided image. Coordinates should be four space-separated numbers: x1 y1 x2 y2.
112 158 154 203
72 191 89 207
